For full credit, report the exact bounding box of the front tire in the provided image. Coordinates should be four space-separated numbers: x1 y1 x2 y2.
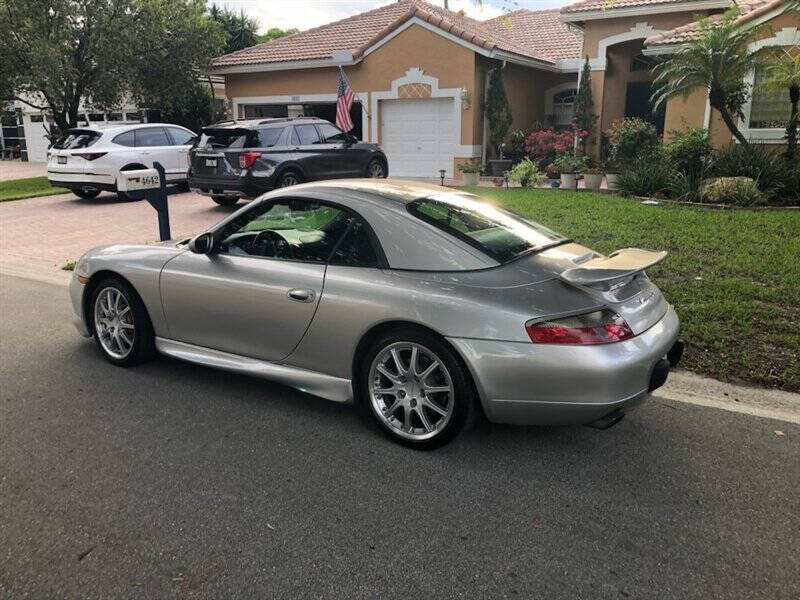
73 189 100 199
90 277 155 366
211 194 239 206
360 327 476 449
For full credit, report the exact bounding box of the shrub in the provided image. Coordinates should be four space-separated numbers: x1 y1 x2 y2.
664 128 713 175
700 177 766 206
712 144 786 199
457 159 481 174
507 158 544 188
524 129 574 170
553 153 588 174
618 155 673 196
545 163 560 179
608 118 660 164
668 168 709 201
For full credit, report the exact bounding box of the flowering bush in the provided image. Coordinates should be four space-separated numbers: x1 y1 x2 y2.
608 118 660 164
524 127 588 170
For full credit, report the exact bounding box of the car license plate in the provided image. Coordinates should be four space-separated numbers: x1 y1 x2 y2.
57 156 67 164
205 158 217 167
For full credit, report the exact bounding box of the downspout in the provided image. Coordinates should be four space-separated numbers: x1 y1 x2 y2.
482 60 507 167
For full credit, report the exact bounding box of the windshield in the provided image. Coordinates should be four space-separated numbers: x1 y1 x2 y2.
407 193 566 263
52 130 101 150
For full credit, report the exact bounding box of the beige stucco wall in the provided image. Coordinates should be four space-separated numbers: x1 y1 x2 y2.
224 24 479 148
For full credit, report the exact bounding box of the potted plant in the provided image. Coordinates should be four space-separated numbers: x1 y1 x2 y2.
583 165 604 191
553 154 586 189
486 68 513 176
457 159 481 185
545 163 560 188
507 158 544 188
604 161 621 190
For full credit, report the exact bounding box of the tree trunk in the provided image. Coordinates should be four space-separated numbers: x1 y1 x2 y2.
787 85 798 162
716 105 749 146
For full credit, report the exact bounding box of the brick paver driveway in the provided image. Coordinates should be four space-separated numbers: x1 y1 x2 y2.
0 190 239 283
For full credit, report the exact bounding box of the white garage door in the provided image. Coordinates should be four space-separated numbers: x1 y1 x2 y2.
380 97 456 178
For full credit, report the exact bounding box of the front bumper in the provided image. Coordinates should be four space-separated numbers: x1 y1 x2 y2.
69 273 92 337
448 305 681 426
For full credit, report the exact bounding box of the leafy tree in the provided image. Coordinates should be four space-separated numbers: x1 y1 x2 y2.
0 0 224 131
758 49 800 161
651 9 767 146
257 27 298 44
486 67 512 158
208 4 258 54
152 80 215 133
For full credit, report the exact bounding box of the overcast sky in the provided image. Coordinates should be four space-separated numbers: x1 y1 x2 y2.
216 0 576 34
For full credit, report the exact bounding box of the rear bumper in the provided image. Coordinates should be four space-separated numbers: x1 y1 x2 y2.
188 172 275 199
48 171 116 192
448 305 681 426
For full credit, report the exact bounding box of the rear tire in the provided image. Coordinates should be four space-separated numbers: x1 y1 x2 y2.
90 277 156 367
211 195 239 206
277 170 303 188
359 327 476 449
73 189 100 199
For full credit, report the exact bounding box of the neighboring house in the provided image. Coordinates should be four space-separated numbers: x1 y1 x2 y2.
4 77 227 163
207 0 797 178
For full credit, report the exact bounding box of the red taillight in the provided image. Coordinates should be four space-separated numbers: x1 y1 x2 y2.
73 152 107 161
525 309 634 345
239 151 261 169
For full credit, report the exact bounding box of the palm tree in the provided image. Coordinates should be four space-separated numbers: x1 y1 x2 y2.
651 9 767 146
759 49 800 161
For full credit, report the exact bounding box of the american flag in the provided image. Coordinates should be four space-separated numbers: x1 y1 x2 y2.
336 71 355 132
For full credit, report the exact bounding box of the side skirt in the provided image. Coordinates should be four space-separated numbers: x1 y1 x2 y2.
155 337 353 403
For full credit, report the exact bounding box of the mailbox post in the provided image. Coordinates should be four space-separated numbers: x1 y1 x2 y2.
115 162 171 241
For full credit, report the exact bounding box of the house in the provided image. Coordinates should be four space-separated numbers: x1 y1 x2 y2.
210 0 798 179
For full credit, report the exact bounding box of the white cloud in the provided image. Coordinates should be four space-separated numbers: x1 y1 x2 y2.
215 1 578 34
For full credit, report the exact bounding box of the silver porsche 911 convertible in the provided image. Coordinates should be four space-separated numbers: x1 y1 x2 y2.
70 180 683 448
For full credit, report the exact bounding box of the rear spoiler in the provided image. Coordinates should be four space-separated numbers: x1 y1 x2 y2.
559 248 667 286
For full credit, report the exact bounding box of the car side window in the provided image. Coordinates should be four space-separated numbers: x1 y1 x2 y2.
316 123 349 144
329 218 379 267
166 127 195 146
294 125 321 146
255 127 285 148
134 127 170 147
218 199 352 263
112 131 135 147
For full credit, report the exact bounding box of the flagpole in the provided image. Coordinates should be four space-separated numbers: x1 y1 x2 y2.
339 65 371 119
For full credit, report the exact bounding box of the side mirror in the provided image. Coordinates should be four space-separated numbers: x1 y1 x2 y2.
189 232 215 255
346 134 358 146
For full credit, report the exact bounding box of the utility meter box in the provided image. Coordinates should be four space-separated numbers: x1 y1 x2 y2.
116 169 161 193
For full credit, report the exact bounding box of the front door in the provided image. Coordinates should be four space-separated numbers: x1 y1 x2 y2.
159 198 352 362
624 82 665 134
314 122 363 177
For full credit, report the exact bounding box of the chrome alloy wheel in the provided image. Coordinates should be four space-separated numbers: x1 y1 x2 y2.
93 286 135 360
368 342 454 441
367 161 385 178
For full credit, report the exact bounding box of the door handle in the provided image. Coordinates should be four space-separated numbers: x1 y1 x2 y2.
287 288 315 303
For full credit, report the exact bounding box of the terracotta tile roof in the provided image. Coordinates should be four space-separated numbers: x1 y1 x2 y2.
485 9 582 61
561 0 718 13
644 0 786 46
212 0 579 68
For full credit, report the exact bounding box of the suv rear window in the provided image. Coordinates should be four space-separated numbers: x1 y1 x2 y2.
52 130 101 150
407 194 566 263
198 128 251 149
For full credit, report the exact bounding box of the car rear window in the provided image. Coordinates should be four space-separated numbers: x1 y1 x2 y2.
255 127 286 148
52 130 101 150
407 194 566 264
198 128 251 149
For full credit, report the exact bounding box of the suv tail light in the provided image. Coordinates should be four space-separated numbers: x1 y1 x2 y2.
239 151 261 169
525 309 634 345
73 152 107 161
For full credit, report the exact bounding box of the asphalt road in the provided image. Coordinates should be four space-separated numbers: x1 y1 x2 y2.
1 275 798 599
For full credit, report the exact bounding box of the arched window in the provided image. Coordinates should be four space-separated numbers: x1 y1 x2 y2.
552 89 577 126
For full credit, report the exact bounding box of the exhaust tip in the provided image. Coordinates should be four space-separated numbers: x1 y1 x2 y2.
585 410 626 430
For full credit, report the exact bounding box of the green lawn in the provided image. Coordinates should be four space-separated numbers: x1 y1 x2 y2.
0 176 68 201
463 187 800 392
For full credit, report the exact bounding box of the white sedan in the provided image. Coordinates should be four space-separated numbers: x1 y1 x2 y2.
47 123 196 199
